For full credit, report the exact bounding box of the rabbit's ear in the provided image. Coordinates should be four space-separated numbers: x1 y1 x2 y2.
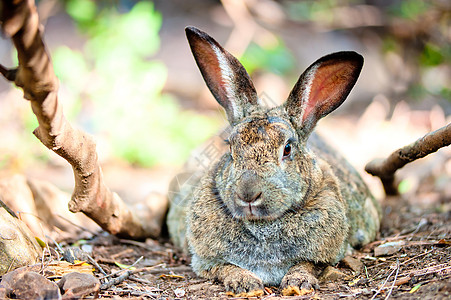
285 51 363 139
186 26 258 125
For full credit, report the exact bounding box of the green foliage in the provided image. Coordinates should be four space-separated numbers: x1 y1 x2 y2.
388 0 430 19
398 178 413 194
420 43 445 67
440 87 451 101
284 0 364 22
66 0 96 26
240 40 295 76
55 1 218 166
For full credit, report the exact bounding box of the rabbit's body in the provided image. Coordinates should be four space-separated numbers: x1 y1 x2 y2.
167 27 381 294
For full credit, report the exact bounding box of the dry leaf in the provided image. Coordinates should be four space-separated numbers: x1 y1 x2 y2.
348 277 361 286
47 261 95 277
226 289 265 298
159 274 184 279
281 286 314 296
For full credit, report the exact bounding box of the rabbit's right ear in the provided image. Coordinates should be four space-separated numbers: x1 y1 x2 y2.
186 26 258 125
284 52 363 140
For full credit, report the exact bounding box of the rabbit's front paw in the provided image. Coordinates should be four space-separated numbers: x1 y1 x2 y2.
223 269 264 296
280 263 319 295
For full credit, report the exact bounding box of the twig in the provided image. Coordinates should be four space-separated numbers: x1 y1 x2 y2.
399 248 434 267
128 275 155 285
87 254 107 276
0 64 17 81
119 239 152 250
0 0 164 239
100 256 144 280
7 255 17 273
412 263 451 277
45 234 64 253
55 213 99 236
148 265 193 274
112 288 161 297
99 264 165 290
0 198 18 218
370 262 398 300
385 259 400 300
100 263 165 281
365 123 451 195
100 269 133 290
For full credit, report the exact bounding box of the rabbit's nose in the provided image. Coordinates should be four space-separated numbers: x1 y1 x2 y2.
236 170 262 203
236 191 262 203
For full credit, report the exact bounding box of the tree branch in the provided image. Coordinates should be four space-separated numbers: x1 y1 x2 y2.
365 123 451 195
0 0 166 239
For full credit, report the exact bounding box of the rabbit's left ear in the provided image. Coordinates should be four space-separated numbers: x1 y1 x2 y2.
186 26 258 125
284 51 363 139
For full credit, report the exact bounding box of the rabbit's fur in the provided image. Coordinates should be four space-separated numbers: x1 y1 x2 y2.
167 26 381 294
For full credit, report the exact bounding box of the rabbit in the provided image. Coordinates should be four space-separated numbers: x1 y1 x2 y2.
166 26 381 295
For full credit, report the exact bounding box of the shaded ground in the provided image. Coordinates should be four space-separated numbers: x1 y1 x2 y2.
39 177 449 300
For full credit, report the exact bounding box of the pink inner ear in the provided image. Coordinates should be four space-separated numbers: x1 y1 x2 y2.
195 42 228 104
302 61 354 122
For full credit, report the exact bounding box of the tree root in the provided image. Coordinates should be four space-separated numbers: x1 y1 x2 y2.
0 0 166 239
365 123 451 195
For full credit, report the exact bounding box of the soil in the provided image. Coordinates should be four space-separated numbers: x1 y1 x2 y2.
52 183 450 300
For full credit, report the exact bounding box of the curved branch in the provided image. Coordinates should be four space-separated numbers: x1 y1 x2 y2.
0 0 166 239
365 123 451 195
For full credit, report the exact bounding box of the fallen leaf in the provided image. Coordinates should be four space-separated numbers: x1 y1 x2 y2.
348 277 361 286
115 261 136 270
35 237 47 248
47 261 95 277
281 286 314 296
409 283 422 293
264 286 273 294
226 289 265 297
160 274 184 279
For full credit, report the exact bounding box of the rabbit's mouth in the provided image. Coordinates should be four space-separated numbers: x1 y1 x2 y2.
232 202 280 221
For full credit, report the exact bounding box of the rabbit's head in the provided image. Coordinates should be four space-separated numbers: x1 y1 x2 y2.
186 26 363 221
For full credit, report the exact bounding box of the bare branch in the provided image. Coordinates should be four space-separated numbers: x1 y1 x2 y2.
365 123 451 195
0 0 166 239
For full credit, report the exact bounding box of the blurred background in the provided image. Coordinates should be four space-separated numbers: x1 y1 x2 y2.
0 0 450 203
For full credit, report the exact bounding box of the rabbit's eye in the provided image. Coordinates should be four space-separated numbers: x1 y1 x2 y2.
283 142 292 158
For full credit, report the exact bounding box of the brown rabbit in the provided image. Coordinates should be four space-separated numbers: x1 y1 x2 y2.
167 26 381 295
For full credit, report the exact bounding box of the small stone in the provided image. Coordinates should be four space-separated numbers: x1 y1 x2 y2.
341 256 364 273
57 272 100 298
0 207 42 275
173 287 186 297
319 266 349 282
188 283 209 292
0 270 61 299
374 241 404 257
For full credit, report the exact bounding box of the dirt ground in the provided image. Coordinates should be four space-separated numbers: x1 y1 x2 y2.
43 176 448 300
